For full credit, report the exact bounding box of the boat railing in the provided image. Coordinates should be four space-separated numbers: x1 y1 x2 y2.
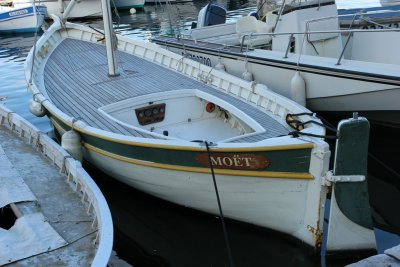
0 105 113 267
239 27 400 65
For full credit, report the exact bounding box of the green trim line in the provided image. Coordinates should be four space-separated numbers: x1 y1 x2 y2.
84 143 313 179
49 114 313 176
48 113 315 152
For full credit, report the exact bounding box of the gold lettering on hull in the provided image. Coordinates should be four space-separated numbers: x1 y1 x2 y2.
196 153 269 170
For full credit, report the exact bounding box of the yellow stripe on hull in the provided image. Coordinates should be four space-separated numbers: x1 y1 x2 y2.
83 143 313 179
49 112 314 152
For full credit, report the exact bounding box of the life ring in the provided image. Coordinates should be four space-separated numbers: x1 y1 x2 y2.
205 102 215 113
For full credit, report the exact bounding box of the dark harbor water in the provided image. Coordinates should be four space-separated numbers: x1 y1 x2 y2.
1 0 399 266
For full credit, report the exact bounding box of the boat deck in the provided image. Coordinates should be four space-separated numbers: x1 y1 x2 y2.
0 121 96 266
44 38 291 143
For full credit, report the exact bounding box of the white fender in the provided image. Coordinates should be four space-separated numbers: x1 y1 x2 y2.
242 70 254 81
290 71 306 106
29 99 46 117
215 62 226 71
61 129 83 162
130 8 136 14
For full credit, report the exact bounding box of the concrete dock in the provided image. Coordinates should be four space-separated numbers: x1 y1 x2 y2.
0 105 113 266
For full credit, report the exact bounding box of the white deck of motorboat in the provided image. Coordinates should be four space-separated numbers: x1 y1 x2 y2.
157 36 400 82
0 121 96 265
44 38 292 143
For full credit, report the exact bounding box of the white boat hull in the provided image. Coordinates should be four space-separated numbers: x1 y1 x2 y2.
84 142 328 247
159 40 400 126
113 0 145 9
155 1 400 127
13 0 102 18
0 6 46 33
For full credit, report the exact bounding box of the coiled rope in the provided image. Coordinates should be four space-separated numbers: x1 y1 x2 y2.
286 112 338 139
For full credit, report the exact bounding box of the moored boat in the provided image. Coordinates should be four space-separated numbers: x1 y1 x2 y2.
0 105 113 266
12 0 102 19
113 0 145 10
338 3 400 28
25 2 376 253
153 0 400 127
0 4 46 33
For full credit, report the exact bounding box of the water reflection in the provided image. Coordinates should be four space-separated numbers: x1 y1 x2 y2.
0 0 399 266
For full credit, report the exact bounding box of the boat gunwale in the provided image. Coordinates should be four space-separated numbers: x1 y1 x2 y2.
0 104 114 266
153 36 400 86
25 17 326 152
50 119 315 179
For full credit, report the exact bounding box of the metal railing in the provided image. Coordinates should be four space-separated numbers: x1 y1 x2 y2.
240 27 400 64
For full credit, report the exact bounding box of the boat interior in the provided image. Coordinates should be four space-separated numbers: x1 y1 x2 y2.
99 89 264 142
44 38 292 143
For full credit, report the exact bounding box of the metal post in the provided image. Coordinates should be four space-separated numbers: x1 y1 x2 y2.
284 33 294 58
62 0 77 20
101 0 119 76
336 32 353 66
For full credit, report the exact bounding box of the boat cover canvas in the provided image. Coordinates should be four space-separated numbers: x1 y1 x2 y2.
0 144 36 208
0 213 67 265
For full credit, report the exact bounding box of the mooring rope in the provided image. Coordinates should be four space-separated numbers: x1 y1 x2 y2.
285 113 338 139
204 141 235 267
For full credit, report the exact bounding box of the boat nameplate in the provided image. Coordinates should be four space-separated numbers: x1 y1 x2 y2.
196 153 269 170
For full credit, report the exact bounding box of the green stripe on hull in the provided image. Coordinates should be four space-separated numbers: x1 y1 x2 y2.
50 115 312 174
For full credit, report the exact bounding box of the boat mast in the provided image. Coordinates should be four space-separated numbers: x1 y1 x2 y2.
101 0 119 76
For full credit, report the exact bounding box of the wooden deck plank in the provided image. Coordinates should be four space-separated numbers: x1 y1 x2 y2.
45 54 149 137
44 38 290 142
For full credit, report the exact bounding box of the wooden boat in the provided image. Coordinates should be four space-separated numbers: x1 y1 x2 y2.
0 4 46 33
25 2 376 252
0 105 113 266
153 0 400 127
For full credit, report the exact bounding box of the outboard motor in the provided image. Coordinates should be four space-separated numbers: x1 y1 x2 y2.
195 4 227 28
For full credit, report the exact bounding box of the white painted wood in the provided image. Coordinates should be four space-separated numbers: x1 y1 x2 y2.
327 189 376 251
0 104 113 266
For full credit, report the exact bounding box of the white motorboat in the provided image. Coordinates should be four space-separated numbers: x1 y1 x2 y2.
12 0 102 19
113 0 144 10
338 3 400 28
25 0 376 253
0 4 46 33
154 0 400 127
